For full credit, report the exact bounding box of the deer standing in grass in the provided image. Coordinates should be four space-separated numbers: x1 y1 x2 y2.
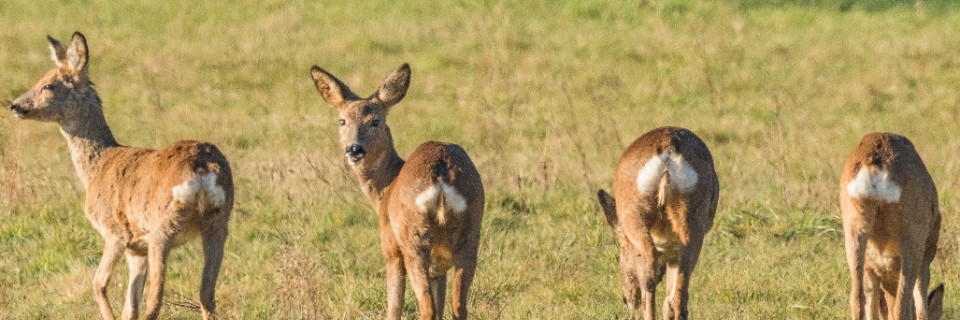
310 63 484 319
839 133 943 320
7 32 233 320
596 127 719 320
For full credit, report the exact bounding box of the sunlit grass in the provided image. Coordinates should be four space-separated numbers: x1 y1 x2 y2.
1 0 958 318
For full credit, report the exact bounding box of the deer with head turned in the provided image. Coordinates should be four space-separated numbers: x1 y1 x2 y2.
310 63 484 320
839 132 943 320
596 126 719 320
7 32 233 320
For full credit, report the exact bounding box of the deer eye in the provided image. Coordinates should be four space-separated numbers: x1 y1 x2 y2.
41 84 55 91
339 119 345 126
371 119 381 127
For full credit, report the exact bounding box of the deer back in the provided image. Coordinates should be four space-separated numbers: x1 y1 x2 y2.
85 141 233 247
611 127 719 242
383 141 483 230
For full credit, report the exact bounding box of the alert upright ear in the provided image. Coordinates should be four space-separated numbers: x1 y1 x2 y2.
375 63 410 110
310 65 358 109
48 35 67 67
66 32 89 76
597 189 619 230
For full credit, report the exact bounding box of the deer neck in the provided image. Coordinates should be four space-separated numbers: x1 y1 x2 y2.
352 144 405 210
58 91 120 189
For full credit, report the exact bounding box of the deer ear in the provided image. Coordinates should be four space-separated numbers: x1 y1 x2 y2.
66 32 89 76
310 66 357 109
47 35 67 67
928 284 944 320
597 189 619 231
375 63 410 109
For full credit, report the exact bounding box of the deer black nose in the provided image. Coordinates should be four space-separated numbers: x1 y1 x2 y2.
345 144 366 163
9 103 25 114
346 145 366 157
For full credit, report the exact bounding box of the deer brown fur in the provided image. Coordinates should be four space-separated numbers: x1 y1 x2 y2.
7 32 233 320
310 63 484 320
597 127 719 320
839 133 943 320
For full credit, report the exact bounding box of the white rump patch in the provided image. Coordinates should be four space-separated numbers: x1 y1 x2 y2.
415 183 468 223
171 172 226 206
636 152 699 195
846 167 901 202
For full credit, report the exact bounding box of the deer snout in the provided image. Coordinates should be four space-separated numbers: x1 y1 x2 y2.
345 144 366 163
8 101 27 117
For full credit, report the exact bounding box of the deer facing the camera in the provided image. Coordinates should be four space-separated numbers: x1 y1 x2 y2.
310 63 484 320
597 127 719 320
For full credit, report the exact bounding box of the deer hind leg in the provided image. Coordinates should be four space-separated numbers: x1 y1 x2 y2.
385 252 406 320
662 261 679 320
450 244 478 320
845 229 869 320
396 223 438 320
142 237 173 320
121 251 148 320
200 225 228 320
670 237 704 320
93 236 125 320
843 200 870 320
402 244 437 320
891 222 927 320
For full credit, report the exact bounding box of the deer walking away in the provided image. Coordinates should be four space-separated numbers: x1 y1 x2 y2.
839 133 943 320
597 127 719 320
7 32 233 320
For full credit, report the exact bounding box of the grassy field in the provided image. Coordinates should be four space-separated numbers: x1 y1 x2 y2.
1 0 959 318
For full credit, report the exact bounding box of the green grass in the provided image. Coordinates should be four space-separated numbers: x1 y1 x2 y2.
1 0 959 318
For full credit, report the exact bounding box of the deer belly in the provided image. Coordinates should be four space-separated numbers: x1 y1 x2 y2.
865 240 901 277
429 240 454 278
651 224 681 262
171 224 202 247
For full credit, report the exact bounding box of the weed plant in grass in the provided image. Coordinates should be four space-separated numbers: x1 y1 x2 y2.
1 0 958 318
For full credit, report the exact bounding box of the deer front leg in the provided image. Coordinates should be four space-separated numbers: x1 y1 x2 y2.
912 264 932 320
121 251 148 320
429 274 447 318
662 262 679 320
200 226 228 320
864 270 882 320
93 237 125 320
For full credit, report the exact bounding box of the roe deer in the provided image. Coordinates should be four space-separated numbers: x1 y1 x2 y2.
7 32 233 320
310 63 484 319
596 127 719 320
839 133 943 320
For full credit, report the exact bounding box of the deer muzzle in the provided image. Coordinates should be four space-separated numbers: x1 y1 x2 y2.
345 144 366 163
